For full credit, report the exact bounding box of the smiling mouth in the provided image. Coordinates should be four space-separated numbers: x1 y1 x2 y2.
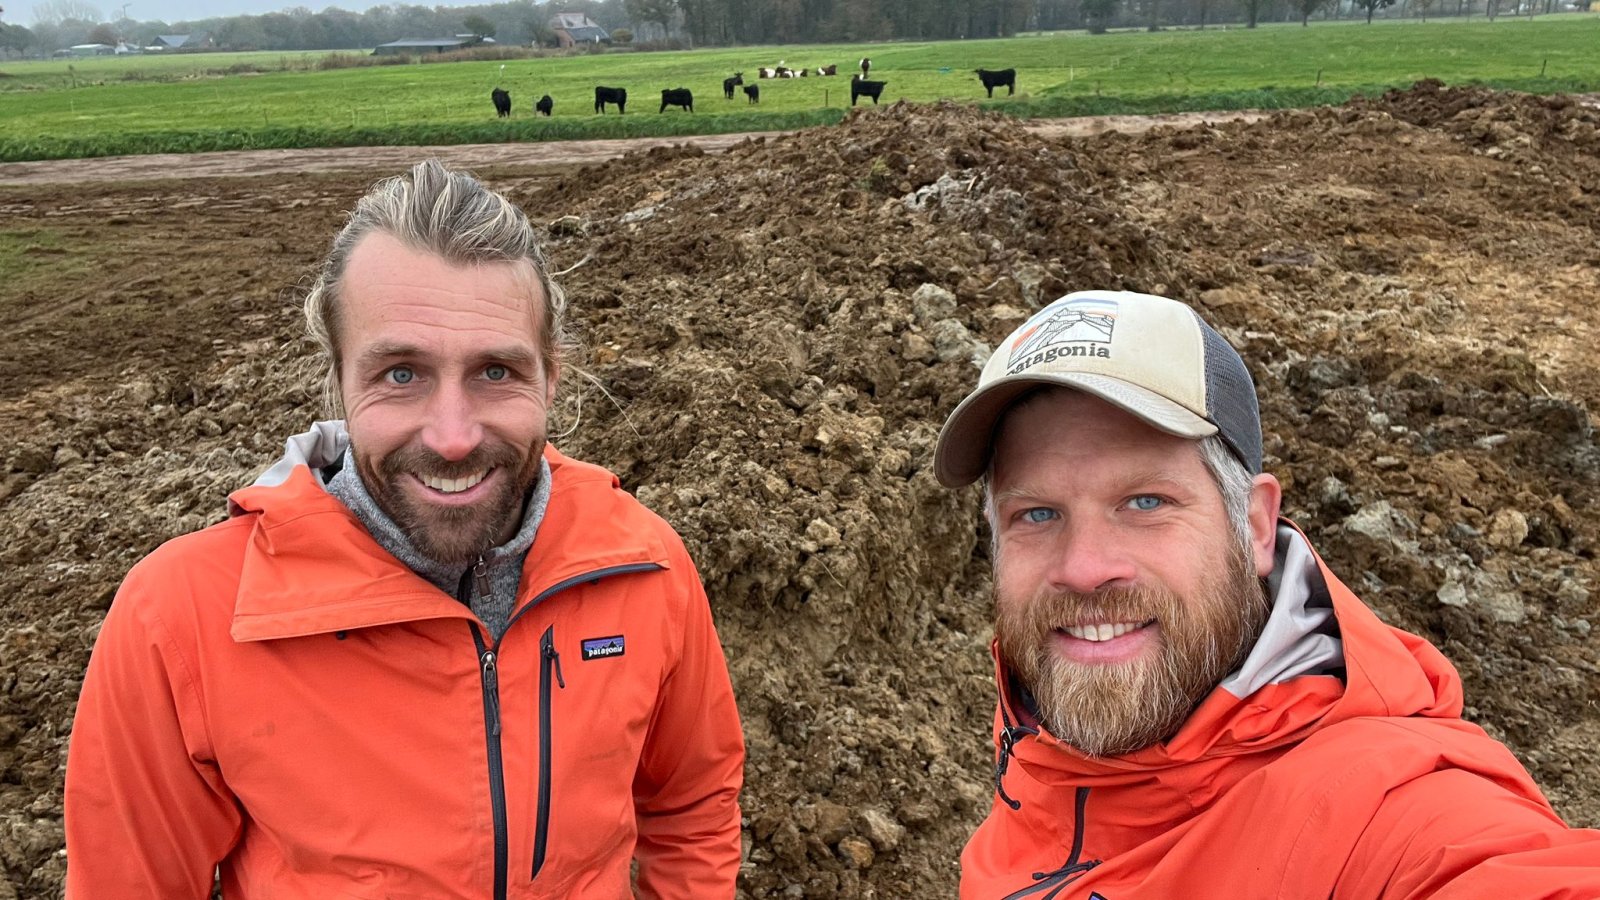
419 468 492 494
1058 620 1156 642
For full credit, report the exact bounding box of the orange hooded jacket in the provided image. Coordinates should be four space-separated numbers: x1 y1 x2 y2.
962 523 1600 899
66 443 744 899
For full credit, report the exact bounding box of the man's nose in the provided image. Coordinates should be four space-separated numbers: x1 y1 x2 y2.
420 381 484 461
1045 518 1138 595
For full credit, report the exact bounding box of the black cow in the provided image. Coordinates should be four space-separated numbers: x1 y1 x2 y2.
594 85 627 114
975 67 1016 98
818 64 837 76
850 75 886 106
743 83 759 104
535 94 553 116
723 72 743 99
859 57 871 78
491 88 511 118
660 87 693 113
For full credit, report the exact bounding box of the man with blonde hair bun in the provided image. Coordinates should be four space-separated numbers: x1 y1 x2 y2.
936 289 1600 898
66 160 744 899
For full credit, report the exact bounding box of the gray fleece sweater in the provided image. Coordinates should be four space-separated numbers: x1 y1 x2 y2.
244 421 549 642
324 447 551 641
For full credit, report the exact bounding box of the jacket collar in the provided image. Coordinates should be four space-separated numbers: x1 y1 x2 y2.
225 432 672 642
996 519 1465 782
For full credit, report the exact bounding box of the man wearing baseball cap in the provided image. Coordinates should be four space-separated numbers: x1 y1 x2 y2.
937 290 1600 898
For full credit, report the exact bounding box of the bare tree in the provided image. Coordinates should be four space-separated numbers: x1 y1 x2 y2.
0 19 37 54
1145 0 1162 29
1082 0 1117 32
1295 0 1328 23
32 0 100 25
1353 0 1393 20
626 0 677 36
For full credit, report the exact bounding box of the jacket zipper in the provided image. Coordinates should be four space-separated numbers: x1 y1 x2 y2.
465 584 510 900
532 624 565 878
460 559 662 897
1000 786 1099 899
462 554 512 900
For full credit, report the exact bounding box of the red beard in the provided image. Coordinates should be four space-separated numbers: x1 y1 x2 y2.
995 537 1268 757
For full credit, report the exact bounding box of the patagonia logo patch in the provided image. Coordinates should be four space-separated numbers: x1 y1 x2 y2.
581 635 625 660
1006 296 1118 375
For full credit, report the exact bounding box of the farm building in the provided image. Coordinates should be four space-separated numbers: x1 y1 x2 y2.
372 36 486 56
152 33 213 50
64 43 115 56
549 12 610 46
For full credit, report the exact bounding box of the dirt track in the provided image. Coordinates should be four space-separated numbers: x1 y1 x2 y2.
0 111 1265 185
3 85 1599 897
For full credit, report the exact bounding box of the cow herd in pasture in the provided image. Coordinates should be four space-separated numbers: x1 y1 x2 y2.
755 63 839 78
593 85 627 114
487 57 1019 118
975 67 1016 98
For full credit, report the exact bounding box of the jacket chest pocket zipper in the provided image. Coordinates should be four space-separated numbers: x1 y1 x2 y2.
532 624 565 878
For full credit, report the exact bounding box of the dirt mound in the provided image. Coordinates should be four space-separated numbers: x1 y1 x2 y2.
1355 77 1600 163
3 86 1599 897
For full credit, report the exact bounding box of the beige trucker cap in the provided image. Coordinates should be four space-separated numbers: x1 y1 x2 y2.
933 290 1262 487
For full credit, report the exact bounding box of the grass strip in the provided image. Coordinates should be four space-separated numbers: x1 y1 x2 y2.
8 74 1596 163
0 108 846 162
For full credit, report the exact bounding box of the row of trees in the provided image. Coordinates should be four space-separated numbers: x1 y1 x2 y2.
2 1 638 55
1067 0 1574 30
0 0 1580 57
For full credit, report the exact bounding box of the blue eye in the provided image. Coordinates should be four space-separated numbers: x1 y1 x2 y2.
1023 508 1057 524
1129 496 1163 511
485 365 508 381
387 367 414 385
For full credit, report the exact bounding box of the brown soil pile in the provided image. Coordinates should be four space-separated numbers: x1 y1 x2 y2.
2 84 1598 897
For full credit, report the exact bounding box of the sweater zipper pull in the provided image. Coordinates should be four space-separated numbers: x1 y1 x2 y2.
473 555 491 600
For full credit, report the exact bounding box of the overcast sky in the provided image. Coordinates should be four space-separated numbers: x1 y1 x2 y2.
32 0 407 25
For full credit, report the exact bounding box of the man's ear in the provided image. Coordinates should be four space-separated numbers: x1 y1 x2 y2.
544 361 560 407
1247 473 1283 577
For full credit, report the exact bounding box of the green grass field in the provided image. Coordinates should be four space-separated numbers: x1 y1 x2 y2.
0 227 95 295
1 16 1596 161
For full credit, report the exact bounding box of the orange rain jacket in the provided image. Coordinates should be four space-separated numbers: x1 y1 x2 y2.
962 523 1600 899
66 444 744 899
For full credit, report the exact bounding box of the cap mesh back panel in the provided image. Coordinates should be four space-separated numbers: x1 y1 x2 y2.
1197 314 1264 473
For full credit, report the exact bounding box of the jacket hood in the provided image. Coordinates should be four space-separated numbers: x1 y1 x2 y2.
223 422 674 642
997 520 1465 789
240 419 350 497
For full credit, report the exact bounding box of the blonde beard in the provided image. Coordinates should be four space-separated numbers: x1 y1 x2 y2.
995 538 1269 758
